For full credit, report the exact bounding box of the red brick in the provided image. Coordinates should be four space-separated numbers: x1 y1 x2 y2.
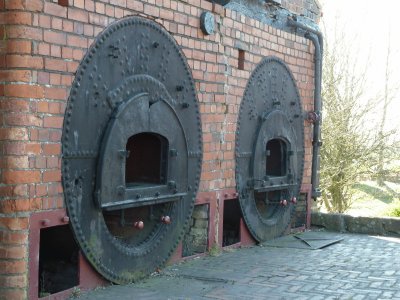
0 289 26 300
144 4 160 17
25 0 43 12
73 22 84 35
4 84 44 99
51 17 63 30
0 228 28 244
38 42 50 55
0 218 29 231
0 260 27 274
49 73 61 85
0 274 27 288
4 114 42 127
85 0 95 12
4 0 24 10
6 55 43 69
105 4 114 17
42 143 61 155
61 46 73 59
68 7 89 22
160 9 173 20
2 40 32 54
4 142 41 155
125 0 142 10
0 156 29 169
47 182 62 196
0 245 27 259
39 14 51 28
37 71 50 84
43 116 63 128
72 48 84 60
0 99 30 112
7 26 43 41
35 184 47 197
75 0 85 9
44 57 67 72
110 0 126 7
2 170 41 184
47 156 60 168
66 34 87 48
45 86 67 100
63 19 74 32
95 2 105 13
0 185 28 198
83 24 94 36
0 12 32 25
36 101 49 113
43 170 61 182
67 60 79 72
0 128 28 141
35 156 46 168
2 68 31 85
44 1 67 17
114 7 124 18
44 30 67 45
32 128 45 141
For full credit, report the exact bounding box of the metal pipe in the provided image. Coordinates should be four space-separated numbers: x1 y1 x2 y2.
287 16 323 199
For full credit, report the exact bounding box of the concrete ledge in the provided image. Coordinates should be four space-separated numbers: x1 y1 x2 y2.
312 212 400 237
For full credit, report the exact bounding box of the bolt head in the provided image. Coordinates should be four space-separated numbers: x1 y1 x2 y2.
134 221 144 230
161 216 171 224
41 219 50 226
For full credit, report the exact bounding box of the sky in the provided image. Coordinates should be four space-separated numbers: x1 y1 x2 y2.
319 0 400 136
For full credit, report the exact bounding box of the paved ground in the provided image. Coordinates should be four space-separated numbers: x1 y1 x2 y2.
76 232 400 299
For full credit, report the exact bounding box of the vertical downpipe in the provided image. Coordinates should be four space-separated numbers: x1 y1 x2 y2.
287 17 323 200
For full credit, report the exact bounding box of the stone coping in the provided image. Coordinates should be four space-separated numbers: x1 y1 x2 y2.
312 212 400 237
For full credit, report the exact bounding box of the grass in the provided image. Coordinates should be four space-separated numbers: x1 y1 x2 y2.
346 180 400 217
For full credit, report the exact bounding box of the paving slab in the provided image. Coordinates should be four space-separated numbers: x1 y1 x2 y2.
75 232 400 299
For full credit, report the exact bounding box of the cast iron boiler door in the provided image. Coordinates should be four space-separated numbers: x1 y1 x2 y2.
61 16 202 283
235 56 305 242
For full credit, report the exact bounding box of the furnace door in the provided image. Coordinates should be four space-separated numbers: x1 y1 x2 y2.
235 57 305 242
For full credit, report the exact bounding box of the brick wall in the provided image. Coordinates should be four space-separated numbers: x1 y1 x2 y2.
0 0 316 298
281 0 321 22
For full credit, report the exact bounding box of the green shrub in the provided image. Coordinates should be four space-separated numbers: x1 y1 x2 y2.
390 207 400 217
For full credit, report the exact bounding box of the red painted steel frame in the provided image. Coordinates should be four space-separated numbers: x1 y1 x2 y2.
29 209 107 300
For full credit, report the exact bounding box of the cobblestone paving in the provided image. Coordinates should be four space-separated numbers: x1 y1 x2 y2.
77 232 400 299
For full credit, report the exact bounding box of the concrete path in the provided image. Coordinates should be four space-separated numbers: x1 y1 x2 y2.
76 232 400 299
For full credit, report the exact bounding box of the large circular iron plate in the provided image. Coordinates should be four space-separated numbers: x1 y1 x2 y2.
61 17 202 283
235 56 304 242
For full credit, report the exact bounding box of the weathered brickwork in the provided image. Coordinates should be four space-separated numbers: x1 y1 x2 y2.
281 0 321 22
0 0 319 298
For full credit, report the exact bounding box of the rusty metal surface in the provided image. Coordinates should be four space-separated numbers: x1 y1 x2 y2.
61 16 202 284
235 56 304 242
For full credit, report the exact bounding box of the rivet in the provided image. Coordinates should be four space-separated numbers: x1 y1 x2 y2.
41 219 50 226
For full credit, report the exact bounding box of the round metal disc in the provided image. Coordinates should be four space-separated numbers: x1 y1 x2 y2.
235 56 304 242
61 16 202 283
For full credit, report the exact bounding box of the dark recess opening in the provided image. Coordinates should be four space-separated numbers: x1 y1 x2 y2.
238 49 245 70
223 199 242 246
39 225 79 297
58 0 69 7
125 133 168 186
266 139 287 176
